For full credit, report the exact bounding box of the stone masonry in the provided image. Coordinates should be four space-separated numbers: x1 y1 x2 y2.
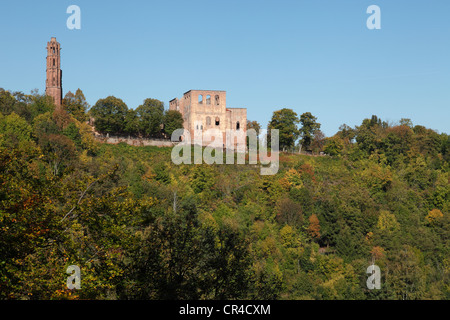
45 37 62 107
169 90 247 147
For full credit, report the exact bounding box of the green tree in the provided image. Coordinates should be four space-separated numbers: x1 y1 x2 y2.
380 125 413 165
124 109 139 136
355 115 387 154
324 137 344 156
387 246 427 300
63 122 82 149
0 88 17 116
32 112 59 138
0 145 59 299
275 197 303 227
399 118 413 128
63 89 89 122
128 196 252 299
136 98 164 137
440 133 450 162
311 129 326 154
30 90 56 120
39 134 76 176
337 124 356 143
163 109 184 137
190 166 215 194
0 112 33 147
90 96 129 135
268 108 299 151
412 125 441 157
299 112 321 151
247 120 261 135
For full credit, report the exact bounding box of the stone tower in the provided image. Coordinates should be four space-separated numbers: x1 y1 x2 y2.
45 37 62 107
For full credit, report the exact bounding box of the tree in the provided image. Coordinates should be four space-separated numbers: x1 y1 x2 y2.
30 90 56 121
124 109 139 136
7 91 31 122
136 98 164 137
268 108 299 151
387 246 427 300
246 120 261 147
426 209 444 225
163 110 184 137
311 129 326 154
275 197 303 227
190 166 215 194
33 112 59 139
299 112 321 151
308 214 321 239
73 118 98 155
399 118 413 128
412 125 441 157
337 124 356 143
0 145 61 299
247 120 261 135
63 122 82 148
381 125 413 165
52 107 72 131
324 137 344 156
355 115 387 154
376 210 400 233
440 133 450 162
0 88 16 116
0 112 33 145
63 89 89 122
39 134 76 176
90 96 129 135
2 88 449 300
129 196 252 299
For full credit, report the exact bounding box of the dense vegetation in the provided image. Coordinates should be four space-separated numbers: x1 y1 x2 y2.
0 88 449 300
90 95 183 138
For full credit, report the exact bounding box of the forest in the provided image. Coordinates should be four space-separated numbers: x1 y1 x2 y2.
0 88 449 300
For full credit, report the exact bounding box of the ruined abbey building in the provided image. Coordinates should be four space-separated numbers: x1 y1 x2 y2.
43 37 247 147
169 90 247 146
45 37 62 107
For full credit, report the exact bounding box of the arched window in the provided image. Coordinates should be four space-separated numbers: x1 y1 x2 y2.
236 121 240 130
198 94 203 104
53 58 55 66
206 95 211 104
206 117 211 125
215 95 220 105
215 117 220 126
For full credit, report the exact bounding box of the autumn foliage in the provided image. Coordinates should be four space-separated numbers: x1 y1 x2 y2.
0 89 449 300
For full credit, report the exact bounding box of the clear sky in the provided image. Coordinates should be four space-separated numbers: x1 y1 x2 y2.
1 0 449 136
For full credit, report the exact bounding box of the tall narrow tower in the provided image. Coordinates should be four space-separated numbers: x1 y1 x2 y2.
46 37 62 107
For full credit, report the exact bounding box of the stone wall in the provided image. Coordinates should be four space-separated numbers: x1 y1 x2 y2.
94 134 176 147
169 90 247 147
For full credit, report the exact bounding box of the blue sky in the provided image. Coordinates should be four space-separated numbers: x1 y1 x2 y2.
0 0 449 136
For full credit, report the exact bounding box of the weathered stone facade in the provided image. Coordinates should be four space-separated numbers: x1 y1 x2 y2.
169 90 247 146
94 133 177 147
45 37 62 107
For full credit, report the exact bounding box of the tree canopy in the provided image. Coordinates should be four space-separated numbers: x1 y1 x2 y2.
0 89 449 300
268 108 300 151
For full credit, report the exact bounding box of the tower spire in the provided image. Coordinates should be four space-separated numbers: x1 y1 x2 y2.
45 37 63 107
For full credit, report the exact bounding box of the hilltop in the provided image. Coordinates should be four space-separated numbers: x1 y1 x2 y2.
0 89 449 300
